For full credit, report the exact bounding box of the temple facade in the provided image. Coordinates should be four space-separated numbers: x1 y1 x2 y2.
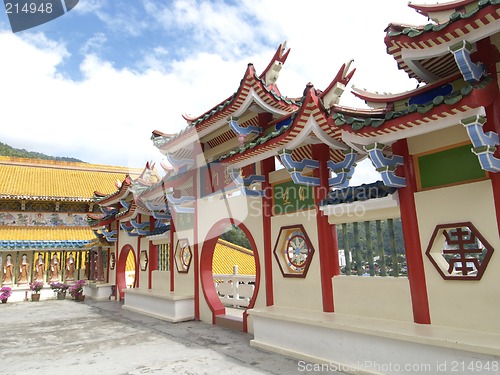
0 156 144 302
89 1 500 373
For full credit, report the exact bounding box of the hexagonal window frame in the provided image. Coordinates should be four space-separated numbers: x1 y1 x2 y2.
273 224 315 278
425 222 494 280
175 238 192 273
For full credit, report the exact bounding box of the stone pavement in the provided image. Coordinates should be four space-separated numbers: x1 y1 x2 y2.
0 299 347 375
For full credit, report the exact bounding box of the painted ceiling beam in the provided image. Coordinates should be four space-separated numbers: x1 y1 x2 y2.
228 168 266 197
461 115 500 172
365 143 406 188
449 40 486 83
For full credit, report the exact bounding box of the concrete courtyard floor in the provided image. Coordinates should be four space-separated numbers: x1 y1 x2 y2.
0 298 346 375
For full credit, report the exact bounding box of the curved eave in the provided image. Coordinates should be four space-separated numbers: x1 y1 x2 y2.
94 178 132 206
385 2 500 82
154 65 298 154
337 77 497 145
409 0 477 15
351 73 461 103
138 169 196 201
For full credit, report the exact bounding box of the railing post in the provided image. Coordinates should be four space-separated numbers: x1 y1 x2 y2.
388 218 399 277
353 222 363 276
364 221 375 276
232 265 239 307
376 220 387 276
342 223 351 275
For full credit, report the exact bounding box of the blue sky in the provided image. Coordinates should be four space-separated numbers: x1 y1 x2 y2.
0 0 425 185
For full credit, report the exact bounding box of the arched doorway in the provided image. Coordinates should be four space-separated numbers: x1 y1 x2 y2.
116 245 136 300
200 219 260 332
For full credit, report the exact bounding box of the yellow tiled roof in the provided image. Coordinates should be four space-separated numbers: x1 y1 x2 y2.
0 226 95 241
0 156 145 200
212 239 255 275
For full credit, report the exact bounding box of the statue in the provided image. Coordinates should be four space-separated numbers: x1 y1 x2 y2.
66 253 75 281
49 254 60 282
18 253 29 285
2 254 13 285
34 254 45 282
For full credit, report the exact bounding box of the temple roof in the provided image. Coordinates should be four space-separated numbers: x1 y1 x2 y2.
384 0 500 82
333 75 495 149
212 239 255 275
0 226 94 249
0 157 142 202
151 44 299 156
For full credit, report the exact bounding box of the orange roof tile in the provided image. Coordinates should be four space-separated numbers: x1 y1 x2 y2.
0 156 145 200
0 226 95 241
212 239 255 275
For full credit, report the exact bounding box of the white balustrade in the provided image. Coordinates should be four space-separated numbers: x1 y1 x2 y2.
213 266 255 308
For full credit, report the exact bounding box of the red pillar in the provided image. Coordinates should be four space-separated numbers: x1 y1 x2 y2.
261 156 275 306
135 236 140 288
169 218 176 292
193 176 200 321
392 139 431 324
313 144 336 312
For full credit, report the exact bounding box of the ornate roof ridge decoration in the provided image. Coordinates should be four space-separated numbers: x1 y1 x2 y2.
151 46 300 153
219 80 353 167
319 60 356 108
258 41 290 90
320 180 398 206
333 76 493 134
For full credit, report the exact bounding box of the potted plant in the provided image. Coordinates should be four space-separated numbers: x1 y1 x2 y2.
29 280 44 301
0 286 12 303
49 281 68 300
68 280 86 301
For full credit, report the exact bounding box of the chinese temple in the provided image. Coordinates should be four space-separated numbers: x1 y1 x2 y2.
0 156 145 302
90 0 500 373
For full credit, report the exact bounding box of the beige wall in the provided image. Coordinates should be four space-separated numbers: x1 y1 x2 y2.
415 180 500 333
270 209 324 312
333 275 413 321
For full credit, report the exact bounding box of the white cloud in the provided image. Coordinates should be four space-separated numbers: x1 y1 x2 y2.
80 32 107 55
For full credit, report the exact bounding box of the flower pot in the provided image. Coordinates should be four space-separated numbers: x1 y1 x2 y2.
31 293 40 302
57 291 66 300
1 298 7 304
75 295 85 302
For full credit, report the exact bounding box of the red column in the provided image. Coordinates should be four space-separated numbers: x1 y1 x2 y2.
485 89 500 237
193 175 200 321
148 216 157 289
392 139 431 324
261 156 275 306
475 37 500 236
169 218 176 292
135 236 141 288
313 144 336 312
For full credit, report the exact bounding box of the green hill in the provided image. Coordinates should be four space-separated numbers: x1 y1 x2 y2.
0 142 84 163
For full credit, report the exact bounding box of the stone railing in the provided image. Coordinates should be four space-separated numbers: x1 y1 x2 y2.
213 267 255 308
